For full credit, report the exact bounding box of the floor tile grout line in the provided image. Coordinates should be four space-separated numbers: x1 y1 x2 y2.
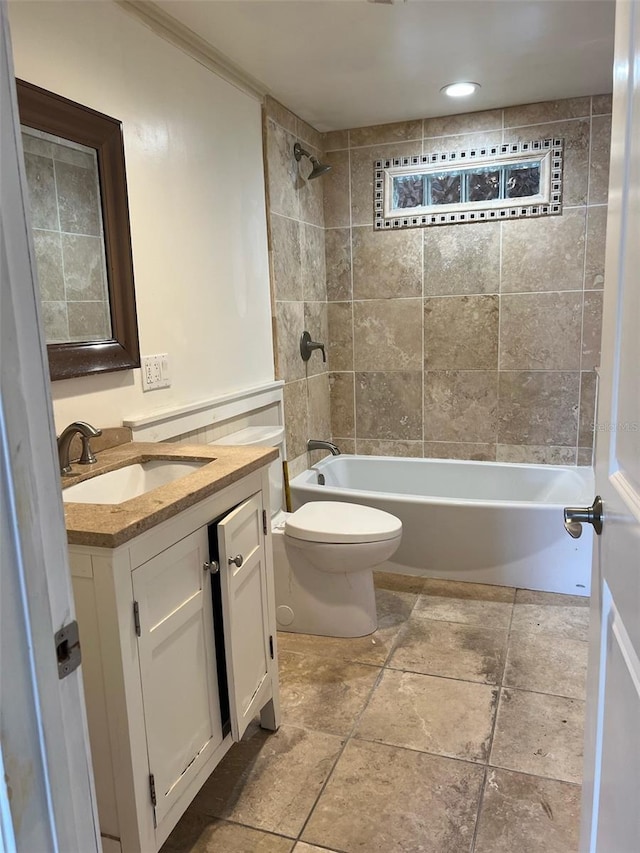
379 584 424 668
486 759 583 787
294 842 347 853
467 590 516 850
405 613 513 632
384 662 502 687
275 717 583 789
293 586 423 846
283 635 587 698
348 731 495 769
293 662 389 845
478 592 517 832
469 766 489 853
278 646 385 672
494 682 587 703
195 815 299 847
483 765 583 788
487 587 520 769
507 626 590 643
502 587 518 686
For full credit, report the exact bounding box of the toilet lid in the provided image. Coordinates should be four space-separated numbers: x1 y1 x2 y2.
285 501 402 544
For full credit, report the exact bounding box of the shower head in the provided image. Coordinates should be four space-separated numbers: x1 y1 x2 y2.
294 142 332 180
308 158 332 179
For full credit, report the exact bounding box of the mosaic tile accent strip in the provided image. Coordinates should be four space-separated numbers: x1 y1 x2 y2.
374 138 564 230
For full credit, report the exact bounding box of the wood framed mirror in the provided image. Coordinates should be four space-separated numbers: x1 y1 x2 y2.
17 79 140 381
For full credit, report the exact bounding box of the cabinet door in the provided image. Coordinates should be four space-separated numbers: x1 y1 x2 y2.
132 527 223 826
218 493 271 740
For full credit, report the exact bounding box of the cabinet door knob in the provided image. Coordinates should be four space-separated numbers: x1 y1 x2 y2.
203 561 219 574
228 554 244 568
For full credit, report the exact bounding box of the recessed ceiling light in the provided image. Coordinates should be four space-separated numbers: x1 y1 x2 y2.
441 82 480 98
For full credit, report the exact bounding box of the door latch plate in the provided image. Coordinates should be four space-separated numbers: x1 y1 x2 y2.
55 620 81 679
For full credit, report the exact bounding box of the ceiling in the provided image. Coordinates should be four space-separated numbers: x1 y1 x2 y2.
155 0 616 132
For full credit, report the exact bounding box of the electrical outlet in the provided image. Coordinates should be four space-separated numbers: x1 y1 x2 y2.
141 354 171 391
141 356 155 391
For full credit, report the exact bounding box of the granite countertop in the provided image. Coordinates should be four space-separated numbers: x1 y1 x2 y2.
62 442 278 548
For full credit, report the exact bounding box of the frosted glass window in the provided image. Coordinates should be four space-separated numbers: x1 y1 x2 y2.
375 138 564 230
506 162 541 198
466 166 501 202
429 172 462 205
393 174 424 209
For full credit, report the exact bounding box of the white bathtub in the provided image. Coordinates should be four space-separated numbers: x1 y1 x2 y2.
289 456 595 596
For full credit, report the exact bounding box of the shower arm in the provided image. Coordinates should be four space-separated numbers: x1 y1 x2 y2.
293 142 332 180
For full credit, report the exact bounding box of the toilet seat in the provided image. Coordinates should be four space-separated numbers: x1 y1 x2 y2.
285 500 402 544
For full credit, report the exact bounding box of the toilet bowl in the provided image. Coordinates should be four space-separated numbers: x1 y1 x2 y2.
278 501 402 637
214 428 402 638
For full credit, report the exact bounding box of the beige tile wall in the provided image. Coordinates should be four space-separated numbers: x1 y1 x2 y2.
323 96 611 465
264 97 331 475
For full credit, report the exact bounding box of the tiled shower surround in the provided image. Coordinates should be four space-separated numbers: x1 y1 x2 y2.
264 97 331 475
265 96 611 469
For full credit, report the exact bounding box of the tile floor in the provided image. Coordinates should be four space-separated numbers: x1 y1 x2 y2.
161 573 589 853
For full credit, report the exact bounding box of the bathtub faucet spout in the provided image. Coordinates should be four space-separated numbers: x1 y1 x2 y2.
307 439 341 456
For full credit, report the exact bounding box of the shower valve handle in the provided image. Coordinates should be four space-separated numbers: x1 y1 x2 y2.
300 331 326 362
563 496 603 539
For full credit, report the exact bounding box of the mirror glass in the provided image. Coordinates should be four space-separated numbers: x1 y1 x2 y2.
21 126 112 343
17 80 140 381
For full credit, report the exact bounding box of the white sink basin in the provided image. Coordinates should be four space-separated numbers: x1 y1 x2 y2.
62 459 208 505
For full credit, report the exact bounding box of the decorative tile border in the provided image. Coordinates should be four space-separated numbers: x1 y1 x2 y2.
374 138 564 230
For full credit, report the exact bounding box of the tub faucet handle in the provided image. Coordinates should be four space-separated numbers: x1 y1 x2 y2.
300 331 326 363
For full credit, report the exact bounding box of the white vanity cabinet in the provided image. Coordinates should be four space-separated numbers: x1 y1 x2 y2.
68 467 280 853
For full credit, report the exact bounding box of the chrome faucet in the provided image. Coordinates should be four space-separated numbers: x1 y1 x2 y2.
307 439 341 456
57 421 102 475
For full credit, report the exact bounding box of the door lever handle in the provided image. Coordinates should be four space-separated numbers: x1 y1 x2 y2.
564 496 603 539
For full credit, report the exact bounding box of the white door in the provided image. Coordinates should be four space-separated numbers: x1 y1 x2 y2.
1 5 100 850
579 2 640 850
217 494 272 740
132 527 224 827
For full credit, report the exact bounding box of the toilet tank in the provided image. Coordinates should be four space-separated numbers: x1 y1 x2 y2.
213 426 285 517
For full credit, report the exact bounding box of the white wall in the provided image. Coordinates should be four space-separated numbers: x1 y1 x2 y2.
8 0 274 432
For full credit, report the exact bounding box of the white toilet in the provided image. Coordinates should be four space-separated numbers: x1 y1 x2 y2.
214 427 402 638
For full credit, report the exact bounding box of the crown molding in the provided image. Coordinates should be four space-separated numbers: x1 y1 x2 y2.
114 0 268 102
